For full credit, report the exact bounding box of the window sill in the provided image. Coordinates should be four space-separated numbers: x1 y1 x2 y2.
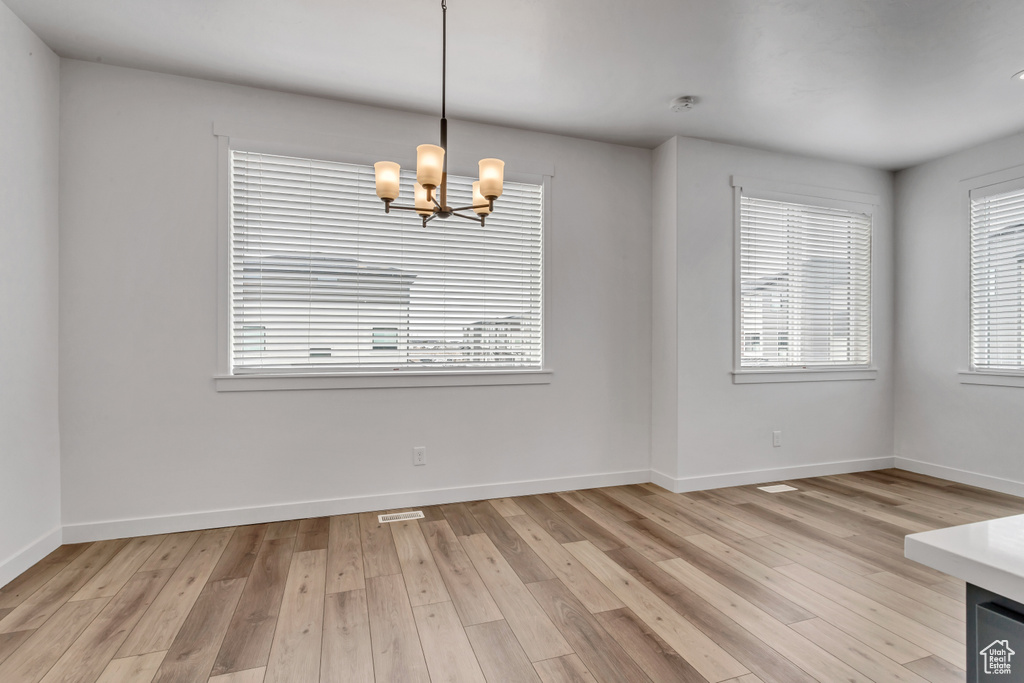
959 371 1024 388
215 369 553 392
732 368 878 384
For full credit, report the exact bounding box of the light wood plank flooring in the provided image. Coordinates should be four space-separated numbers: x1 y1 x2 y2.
2 469 1022 682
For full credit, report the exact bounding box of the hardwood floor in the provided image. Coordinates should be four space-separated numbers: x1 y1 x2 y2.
1 469 1021 682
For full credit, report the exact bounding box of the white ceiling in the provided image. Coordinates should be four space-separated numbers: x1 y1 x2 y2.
8 0 1024 169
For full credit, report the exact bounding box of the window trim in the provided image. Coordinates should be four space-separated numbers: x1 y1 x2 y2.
214 124 554 391
959 164 1024 387
730 176 880 384
214 369 554 392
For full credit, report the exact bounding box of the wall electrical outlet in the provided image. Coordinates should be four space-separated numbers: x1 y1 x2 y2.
772 430 782 448
413 446 426 466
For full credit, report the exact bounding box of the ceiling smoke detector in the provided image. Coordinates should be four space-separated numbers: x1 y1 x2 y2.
670 96 697 112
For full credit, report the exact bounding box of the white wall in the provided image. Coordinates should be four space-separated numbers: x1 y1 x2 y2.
653 136 895 490
895 131 1024 496
0 2 62 585
58 60 653 540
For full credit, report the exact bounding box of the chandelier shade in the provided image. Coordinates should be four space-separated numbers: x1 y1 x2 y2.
414 182 433 216
373 161 401 201
374 0 504 227
416 144 445 189
479 159 505 199
471 182 491 216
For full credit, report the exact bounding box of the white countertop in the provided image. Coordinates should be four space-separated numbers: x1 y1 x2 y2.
905 514 1024 605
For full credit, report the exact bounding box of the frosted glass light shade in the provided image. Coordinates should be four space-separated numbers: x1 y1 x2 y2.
472 182 491 216
374 161 401 201
416 145 445 188
414 182 434 216
479 158 505 198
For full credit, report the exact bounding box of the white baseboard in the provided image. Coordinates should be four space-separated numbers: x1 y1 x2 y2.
0 526 62 590
62 469 651 543
649 469 678 492
894 457 1024 499
51 456 1023 547
651 457 896 494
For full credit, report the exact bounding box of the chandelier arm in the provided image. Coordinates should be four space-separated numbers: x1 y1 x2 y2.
450 203 493 212
381 203 426 213
450 211 484 224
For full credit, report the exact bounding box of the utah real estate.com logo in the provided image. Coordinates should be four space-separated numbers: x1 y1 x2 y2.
980 639 1015 675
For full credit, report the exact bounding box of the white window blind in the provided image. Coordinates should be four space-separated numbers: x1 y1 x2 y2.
739 195 872 368
971 185 1024 371
230 151 543 374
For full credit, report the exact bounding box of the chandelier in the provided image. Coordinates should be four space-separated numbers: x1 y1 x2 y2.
373 0 505 227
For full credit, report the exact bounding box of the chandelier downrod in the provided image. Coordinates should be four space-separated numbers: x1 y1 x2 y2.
373 0 504 227
438 0 448 215
442 0 446 122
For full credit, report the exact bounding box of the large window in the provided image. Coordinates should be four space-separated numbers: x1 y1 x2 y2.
970 183 1024 372
230 151 543 375
738 193 872 369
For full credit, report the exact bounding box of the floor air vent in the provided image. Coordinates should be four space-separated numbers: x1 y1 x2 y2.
757 484 798 493
378 511 425 523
